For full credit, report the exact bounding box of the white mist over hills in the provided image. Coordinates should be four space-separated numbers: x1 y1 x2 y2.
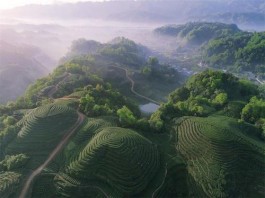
0 0 264 103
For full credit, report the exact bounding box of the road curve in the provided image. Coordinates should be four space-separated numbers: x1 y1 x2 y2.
110 65 160 105
256 77 265 85
152 163 168 198
48 73 70 98
19 112 85 198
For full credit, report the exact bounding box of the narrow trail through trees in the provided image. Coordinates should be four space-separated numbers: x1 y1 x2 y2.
110 65 160 105
152 163 168 198
47 73 71 98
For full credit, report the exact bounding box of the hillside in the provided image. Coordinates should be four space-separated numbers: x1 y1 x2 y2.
202 31 265 77
0 41 55 104
175 115 265 197
18 37 182 108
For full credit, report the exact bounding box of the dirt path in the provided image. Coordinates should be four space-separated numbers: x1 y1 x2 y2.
256 77 265 85
110 65 160 105
48 73 70 98
152 163 168 198
19 112 85 198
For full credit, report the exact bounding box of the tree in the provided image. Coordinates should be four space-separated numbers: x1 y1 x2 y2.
241 96 265 123
3 116 16 126
149 111 164 132
213 93 228 106
117 106 136 126
0 154 29 171
148 57 159 67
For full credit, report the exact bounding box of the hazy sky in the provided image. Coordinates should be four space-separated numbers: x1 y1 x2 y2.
0 0 105 9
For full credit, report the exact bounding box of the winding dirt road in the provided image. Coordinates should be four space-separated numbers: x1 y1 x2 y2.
152 163 168 198
110 65 160 105
19 112 85 198
48 73 71 98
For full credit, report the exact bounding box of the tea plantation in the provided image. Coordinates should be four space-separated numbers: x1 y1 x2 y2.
1 67 264 198
176 116 265 197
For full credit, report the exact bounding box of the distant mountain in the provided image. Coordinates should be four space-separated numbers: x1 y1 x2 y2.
0 41 54 104
154 22 241 45
153 22 265 76
1 0 264 26
0 25 65 62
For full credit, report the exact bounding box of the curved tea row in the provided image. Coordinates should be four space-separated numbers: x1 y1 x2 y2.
6 104 78 168
176 116 265 198
58 126 161 196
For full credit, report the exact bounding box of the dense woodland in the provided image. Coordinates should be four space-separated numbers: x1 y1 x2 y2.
150 70 265 137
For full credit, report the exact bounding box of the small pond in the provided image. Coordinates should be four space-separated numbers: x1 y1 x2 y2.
139 103 159 114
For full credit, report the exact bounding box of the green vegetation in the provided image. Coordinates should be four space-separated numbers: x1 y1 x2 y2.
16 37 182 108
203 32 265 76
59 127 160 197
99 37 148 68
117 106 137 126
241 96 265 124
79 84 139 118
1 69 265 197
151 70 261 132
0 172 22 198
141 57 180 83
0 154 29 171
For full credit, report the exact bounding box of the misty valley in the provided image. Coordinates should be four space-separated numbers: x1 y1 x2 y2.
0 1 265 198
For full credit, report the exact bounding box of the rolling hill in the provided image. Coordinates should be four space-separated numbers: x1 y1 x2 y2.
175 116 265 197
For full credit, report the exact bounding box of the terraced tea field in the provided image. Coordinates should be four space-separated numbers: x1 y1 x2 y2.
6 104 78 162
0 172 21 198
2 103 264 198
176 116 265 197
55 126 161 197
